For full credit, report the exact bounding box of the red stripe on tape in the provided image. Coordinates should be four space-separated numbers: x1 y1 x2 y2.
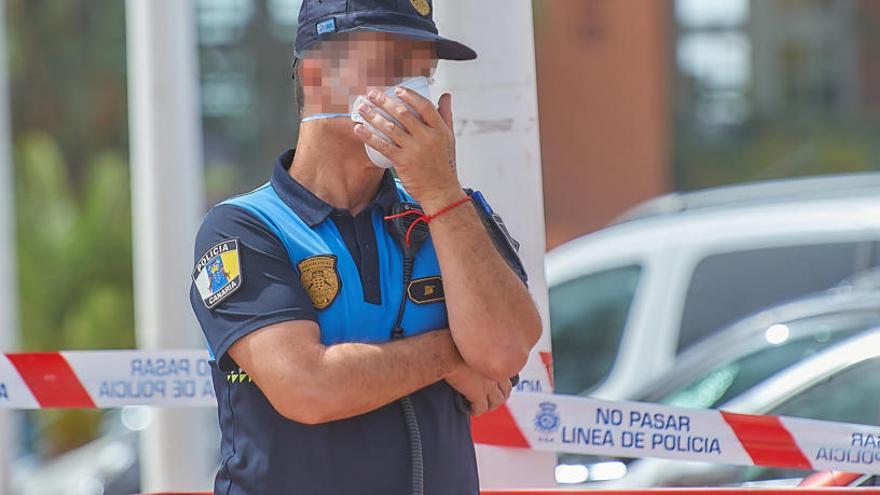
721 410 811 470
6 352 96 408
539 351 554 390
472 404 531 448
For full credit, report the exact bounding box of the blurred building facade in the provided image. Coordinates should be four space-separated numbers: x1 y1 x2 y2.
750 0 860 117
676 0 880 189
539 0 880 249
534 0 670 248
534 0 672 249
861 1 880 111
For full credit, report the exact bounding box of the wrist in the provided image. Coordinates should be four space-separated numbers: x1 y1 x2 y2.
420 187 468 216
437 330 465 378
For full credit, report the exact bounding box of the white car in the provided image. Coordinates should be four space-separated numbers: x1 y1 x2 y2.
547 174 880 400
554 285 880 486
604 327 880 488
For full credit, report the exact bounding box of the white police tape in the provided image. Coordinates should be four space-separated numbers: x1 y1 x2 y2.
2 350 879 475
472 392 880 475
0 350 215 408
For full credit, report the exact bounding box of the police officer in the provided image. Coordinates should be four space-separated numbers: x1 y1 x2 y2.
190 1 542 493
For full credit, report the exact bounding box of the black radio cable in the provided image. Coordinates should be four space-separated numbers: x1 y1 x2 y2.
385 202 432 495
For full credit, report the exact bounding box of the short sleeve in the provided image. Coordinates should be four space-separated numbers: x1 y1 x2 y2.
190 204 318 372
468 190 529 285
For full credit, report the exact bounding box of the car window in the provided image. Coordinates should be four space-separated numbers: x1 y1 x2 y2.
772 355 880 425
719 356 880 485
554 330 879 487
872 241 880 268
678 242 874 352
550 265 642 395
657 326 867 409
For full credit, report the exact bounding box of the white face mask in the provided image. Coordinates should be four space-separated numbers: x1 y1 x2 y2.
350 76 432 169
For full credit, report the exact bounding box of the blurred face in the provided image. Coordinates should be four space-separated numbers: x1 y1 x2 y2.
299 31 438 115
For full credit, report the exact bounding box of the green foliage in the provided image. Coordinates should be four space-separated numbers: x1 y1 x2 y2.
6 0 132 461
6 0 128 183
14 132 134 458
31 409 104 459
675 119 880 191
15 131 134 352
532 0 545 28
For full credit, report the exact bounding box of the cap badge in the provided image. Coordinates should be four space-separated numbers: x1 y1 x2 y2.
410 0 431 16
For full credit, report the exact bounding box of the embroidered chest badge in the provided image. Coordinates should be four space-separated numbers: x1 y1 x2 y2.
193 239 243 309
298 255 341 310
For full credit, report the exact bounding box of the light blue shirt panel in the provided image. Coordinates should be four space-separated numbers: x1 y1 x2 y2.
221 182 449 345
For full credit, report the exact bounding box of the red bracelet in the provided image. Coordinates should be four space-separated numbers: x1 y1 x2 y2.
424 195 472 221
384 195 471 247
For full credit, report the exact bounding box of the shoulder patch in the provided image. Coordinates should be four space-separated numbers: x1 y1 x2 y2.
407 276 445 304
298 255 341 310
193 239 243 309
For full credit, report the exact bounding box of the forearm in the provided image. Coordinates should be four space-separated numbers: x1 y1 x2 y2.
423 192 543 381
300 328 463 422
349 87 540 382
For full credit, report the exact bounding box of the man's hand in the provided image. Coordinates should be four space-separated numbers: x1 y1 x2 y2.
445 363 512 416
352 87 463 213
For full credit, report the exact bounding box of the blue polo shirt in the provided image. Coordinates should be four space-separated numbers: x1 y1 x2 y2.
190 149 526 495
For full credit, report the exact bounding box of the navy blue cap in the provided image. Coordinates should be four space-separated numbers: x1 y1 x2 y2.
294 0 477 61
